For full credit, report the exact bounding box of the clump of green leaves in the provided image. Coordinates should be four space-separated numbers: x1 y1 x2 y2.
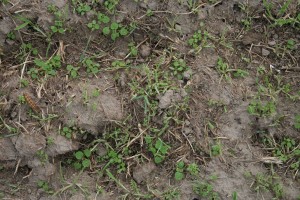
74 149 92 170
17 43 38 61
216 57 248 80
7 31 16 40
83 58 100 75
252 173 284 199
193 181 220 200
104 150 126 173
262 0 300 28
103 22 129 41
170 58 190 80
104 0 119 13
188 30 212 52
36 150 49 164
174 161 185 181
247 100 276 117
111 60 127 69
32 55 61 77
187 163 200 176
67 64 79 78
210 142 221 157
295 115 300 130
48 4 66 34
72 1 91 15
61 127 72 139
145 136 170 164
128 42 138 57
37 180 53 194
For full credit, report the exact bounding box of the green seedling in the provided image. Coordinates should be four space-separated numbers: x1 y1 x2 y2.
67 64 79 78
75 2 91 15
98 13 110 24
74 149 92 170
216 57 248 80
61 127 72 139
17 43 38 62
188 30 213 52
252 173 283 199
170 58 190 80
193 181 220 200
51 20 65 34
18 95 26 104
37 180 53 194
145 136 170 164
247 100 276 117
111 60 127 69
14 15 46 37
174 161 185 181
87 20 100 31
263 0 300 28
104 0 119 13
295 115 300 130
20 79 29 87
36 150 48 164
103 22 128 41
46 137 54 145
7 31 16 40
33 55 61 77
83 58 100 75
187 163 200 176
128 42 138 57
105 150 126 173
210 142 221 157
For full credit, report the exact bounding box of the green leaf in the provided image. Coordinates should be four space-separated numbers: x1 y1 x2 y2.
111 32 119 41
177 161 185 168
75 151 84 160
82 159 91 168
119 27 128 36
73 162 82 170
154 156 163 164
102 16 110 23
83 149 91 158
175 171 184 180
15 22 30 30
103 27 110 35
110 22 119 30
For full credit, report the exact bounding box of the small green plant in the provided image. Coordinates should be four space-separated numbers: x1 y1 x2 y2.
75 2 91 15
145 136 170 164
286 39 296 50
210 142 221 157
74 149 92 170
104 150 126 173
193 181 220 200
247 100 276 117
187 163 200 176
170 58 190 80
128 42 138 57
252 173 283 199
103 22 129 41
37 180 53 194
294 115 300 130
83 58 100 75
216 57 248 80
46 137 54 145
104 0 119 13
87 20 100 31
263 0 300 28
33 55 61 76
48 4 66 34
18 95 26 104
188 30 213 52
111 60 127 69
66 64 79 78
174 161 185 181
36 150 48 164
7 31 16 40
61 127 72 139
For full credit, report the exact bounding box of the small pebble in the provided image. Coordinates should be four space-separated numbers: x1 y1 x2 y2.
262 48 270 56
